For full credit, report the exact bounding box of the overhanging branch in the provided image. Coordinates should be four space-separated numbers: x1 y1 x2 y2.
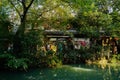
8 0 21 17
26 0 34 11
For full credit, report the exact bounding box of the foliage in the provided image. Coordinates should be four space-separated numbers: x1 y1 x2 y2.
108 11 120 37
7 58 28 70
111 55 117 63
46 55 62 68
70 2 112 38
117 54 120 60
77 48 92 62
22 30 43 54
43 50 61 68
0 53 29 71
62 48 88 64
62 50 76 64
36 50 62 68
110 54 120 64
13 30 44 68
0 53 14 61
62 43 103 64
0 5 11 38
0 4 12 53
0 0 120 70
0 53 12 68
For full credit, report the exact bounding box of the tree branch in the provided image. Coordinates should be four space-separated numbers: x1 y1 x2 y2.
26 0 34 10
8 0 21 17
38 5 60 18
20 0 34 23
21 0 26 9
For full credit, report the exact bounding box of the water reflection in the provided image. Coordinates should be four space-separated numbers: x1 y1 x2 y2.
0 64 120 80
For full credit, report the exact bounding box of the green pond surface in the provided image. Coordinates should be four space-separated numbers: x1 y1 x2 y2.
0 64 120 80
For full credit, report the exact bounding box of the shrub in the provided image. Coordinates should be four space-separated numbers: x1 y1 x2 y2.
0 53 14 68
44 50 62 68
0 53 29 71
117 54 120 60
7 58 29 71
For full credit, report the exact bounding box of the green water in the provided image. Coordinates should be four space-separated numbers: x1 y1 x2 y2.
0 64 120 80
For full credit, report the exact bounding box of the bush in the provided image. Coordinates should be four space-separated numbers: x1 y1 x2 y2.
0 53 29 71
0 53 14 68
117 54 120 60
33 49 62 68
22 30 43 54
7 58 29 71
111 55 117 63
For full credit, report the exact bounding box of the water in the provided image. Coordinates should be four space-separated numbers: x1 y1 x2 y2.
0 64 120 80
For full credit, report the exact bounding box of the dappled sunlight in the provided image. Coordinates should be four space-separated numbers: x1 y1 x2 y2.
99 64 107 69
0 64 120 80
98 57 107 65
63 65 95 72
94 57 108 69
72 66 95 72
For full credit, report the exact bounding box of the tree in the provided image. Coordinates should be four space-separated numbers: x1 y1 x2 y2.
69 1 112 37
6 0 37 54
6 0 76 54
8 0 35 35
95 0 120 37
108 0 120 37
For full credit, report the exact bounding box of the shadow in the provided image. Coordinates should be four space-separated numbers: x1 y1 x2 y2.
0 64 120 80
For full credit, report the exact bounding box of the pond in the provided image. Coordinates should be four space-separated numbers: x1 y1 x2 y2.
0 64 120 80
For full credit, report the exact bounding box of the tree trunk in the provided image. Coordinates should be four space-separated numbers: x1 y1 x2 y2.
11 0 35 54
13 17 26 55
13 8 27 55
